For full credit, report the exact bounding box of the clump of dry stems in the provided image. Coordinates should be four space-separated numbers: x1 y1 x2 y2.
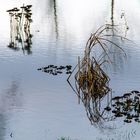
68 24 127 125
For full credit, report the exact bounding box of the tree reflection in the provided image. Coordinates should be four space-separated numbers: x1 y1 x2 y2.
103 0 129 72
47 0 59 39
7 5 33 55
111 0 114 27
53 0 59 39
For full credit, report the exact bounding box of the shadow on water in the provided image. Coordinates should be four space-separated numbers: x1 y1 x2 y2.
7 5 33 55
0 80 22 139
2 80 22 108
0 114 6 140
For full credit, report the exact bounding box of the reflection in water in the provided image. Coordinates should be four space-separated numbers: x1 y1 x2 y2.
120 11 129 38
0 114 6 140
104 31 127 72
53 0 59 39
2 80 22 108
97 129 136 140
0 80 22 139
48 0 59 39
104 0 129 72
0 0 140 139
7 5 33 55
111 0 114 26
110 0 129 36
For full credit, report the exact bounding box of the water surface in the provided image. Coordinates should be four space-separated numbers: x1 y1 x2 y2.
0 0 140 140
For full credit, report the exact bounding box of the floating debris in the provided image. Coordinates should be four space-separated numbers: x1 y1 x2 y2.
105 90 140 123
37 65 72 76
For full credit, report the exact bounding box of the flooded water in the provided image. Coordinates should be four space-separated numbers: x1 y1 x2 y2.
0 0 140 140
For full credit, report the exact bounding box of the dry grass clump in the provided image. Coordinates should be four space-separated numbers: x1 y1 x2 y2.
73 56 112 125
68 24 127 125
75 56 110 103
69 24 123 102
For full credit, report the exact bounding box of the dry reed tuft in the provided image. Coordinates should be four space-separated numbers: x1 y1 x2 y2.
73 56 112 125
75 56 110 103
67 24 128 125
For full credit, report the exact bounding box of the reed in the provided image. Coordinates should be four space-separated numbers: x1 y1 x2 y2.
67 24 128 125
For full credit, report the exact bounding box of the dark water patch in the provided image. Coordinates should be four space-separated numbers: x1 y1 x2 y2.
37 65 72 76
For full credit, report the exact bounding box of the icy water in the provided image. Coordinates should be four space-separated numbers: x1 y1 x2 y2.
0 0 140 140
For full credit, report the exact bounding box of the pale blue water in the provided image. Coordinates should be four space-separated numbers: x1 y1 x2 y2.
0 0 140 140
